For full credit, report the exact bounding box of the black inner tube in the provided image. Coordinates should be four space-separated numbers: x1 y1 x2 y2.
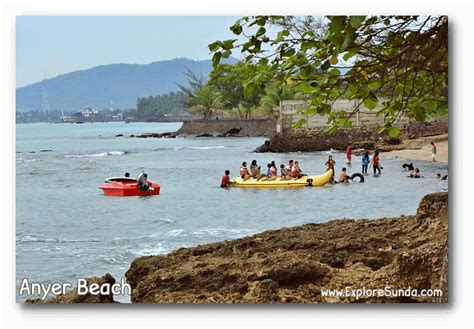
350 173 365 183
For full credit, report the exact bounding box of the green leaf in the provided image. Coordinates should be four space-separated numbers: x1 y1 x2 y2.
325 126 337 135
388 127 400 138
363 92 378 110
294 118 307 129
258 58 269 66
297 83 315 94
303 106 320 115
256 27 266 37
321 60 331 71
243 82 255 98
342 52 357 61
329 68 341 76
230 22 242 35
329 16 346 34
222 39 237 50
212 52 222 67
421 100 438 111
283 48 296 57
349 16 366 29
368 80 381 91
208 41 221 52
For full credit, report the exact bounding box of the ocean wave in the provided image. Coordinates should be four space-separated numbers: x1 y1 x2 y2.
190 227 257 237
165 229 186 237
17 235 101 244
189 146 225 150
153 218 176 224
153 146 225 151
135 243 170 256
65 151 127 158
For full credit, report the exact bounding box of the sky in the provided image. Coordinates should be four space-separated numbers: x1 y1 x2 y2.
16 16 246 88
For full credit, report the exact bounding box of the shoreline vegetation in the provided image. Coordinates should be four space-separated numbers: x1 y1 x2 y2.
27 192 448 304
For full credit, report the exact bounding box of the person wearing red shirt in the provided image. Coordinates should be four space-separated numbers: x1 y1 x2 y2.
371 151 382 176
221 170 231 188
346 143 352 165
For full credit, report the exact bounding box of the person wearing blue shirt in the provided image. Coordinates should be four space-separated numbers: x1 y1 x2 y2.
361 151 370 175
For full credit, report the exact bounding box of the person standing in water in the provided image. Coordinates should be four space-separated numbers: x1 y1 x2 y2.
361 151 370 175
325 155 336 181
371 151 382 176
220 170 231 187
431 142 437 162
339 167 348 183
346 143 352 165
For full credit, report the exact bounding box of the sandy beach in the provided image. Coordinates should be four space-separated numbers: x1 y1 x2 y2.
381 134 448 163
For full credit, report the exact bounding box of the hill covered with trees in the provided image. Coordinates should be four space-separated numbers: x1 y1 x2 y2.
16 58 236 112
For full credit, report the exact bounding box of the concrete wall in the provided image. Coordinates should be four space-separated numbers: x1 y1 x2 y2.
277 100 411 133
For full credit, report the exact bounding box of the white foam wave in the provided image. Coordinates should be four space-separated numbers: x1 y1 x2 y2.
153 218 176 224
165 229 186 237
17 235 100 244
189 146 225 150
135 243 170 256
65 151 126 158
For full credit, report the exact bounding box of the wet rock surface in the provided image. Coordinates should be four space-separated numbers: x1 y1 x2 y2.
125 192 448 303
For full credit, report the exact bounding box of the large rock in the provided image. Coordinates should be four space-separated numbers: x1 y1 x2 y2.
125 192 448 303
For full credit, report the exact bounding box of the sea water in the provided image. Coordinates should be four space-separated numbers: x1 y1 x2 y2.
16 122 448 302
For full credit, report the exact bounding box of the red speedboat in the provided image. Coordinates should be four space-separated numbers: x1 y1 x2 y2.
99 177 160 196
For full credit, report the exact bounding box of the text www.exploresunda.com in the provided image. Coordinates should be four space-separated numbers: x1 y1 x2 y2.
320 286 443 300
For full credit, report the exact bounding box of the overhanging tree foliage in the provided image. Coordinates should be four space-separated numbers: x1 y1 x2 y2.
209 15 448 136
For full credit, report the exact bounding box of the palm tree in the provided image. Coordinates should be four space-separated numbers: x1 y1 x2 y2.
260 85 305 117
188 85 225 120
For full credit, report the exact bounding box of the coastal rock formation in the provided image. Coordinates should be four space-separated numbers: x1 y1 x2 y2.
135 132 177 138
255 118 448 153
125 192 448 303
25 273 117 304
177 119 276 137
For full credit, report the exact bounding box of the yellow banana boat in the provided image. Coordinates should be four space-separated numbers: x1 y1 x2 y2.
230 169 333 187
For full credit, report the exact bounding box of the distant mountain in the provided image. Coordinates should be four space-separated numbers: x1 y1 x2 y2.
16 58 237 112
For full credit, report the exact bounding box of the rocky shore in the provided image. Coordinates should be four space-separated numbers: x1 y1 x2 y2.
176 119 276 137
29 192 448 304
124 192 448 303
255 118 448 153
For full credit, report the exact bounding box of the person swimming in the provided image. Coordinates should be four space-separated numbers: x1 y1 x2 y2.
409 168 422 178
402 163 415 171
437 173 448 180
